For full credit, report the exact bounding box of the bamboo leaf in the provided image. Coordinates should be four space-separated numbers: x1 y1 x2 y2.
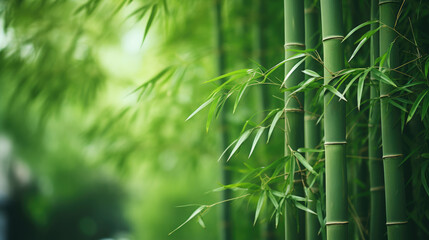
267 109 284 143
205 69 250 84
349 37 368 62
357 70 369 110
264 53 306 82
407 90 428 123
371 69 397 87
206 96 221 131
297 148 324 153
228 129 253 161
186 98 215 121
295 202 317 215
233 82 249 113
292 77 317 95
281 57 306 88
324 85 347 102
197 215 206 229
302 69 321 78
169 206 206 235
249 127 266 158
422 96 429 120
254 191 266 225
141 4 158 44
293 152 316 174
267 191 279 210
343 20 378 42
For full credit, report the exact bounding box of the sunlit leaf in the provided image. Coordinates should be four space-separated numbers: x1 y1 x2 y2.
228 129 253 161
267 109 284 143
249 127 266 158
254 191 266 225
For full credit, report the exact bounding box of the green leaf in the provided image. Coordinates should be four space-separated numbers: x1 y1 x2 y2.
218 139 237 162
357 70 369 110
254 191 266 225
267 191 279 210
293 152 316 174
264 53 306 82
407 90 428 123
197 215 206 229
349 37 368 62
169 206 206 235
228 129 253 161
142 4 158 44
233 82 249 113
186 98 215 121
324 85 347 102
267 109 284 143
342 71 363 95
297 148 324 153
371 69 397 87
206 96 221 131
205 69 250 84
302 69 321 78
281 57 306 88
295 202 317 215
292 77 317 95
422 96 429 120
343 20 378 42
249 127 266 158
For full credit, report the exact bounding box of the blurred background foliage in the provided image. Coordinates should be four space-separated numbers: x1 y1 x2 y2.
0 0 254 239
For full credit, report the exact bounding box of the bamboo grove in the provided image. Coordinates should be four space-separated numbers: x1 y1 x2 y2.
184 0 429 240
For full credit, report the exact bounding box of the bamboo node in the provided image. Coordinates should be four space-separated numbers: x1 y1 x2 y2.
304 115 317 120
285 108 304 113
379 1 401 6
304 7 316 13
370 186 385 192
322 35 344 42
380 94 390 98
324 141 347 145
326 221 349 225
284 42 305 49
383 154 403 159
386 221 408 226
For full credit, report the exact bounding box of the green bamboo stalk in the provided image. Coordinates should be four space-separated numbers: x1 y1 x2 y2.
368 0 386 239
320 0 348 239
378 1 408 239
284 0 305 239
304 0 321 239
214 1 232 240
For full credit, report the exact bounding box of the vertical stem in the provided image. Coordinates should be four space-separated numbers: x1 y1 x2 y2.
378 1 408 239
368 0 386 239
320 0 348 239
214 1 232 240
284 0 305 239
304 0 321 239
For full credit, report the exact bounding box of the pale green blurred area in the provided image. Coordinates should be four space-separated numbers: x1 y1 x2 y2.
0 0 227 239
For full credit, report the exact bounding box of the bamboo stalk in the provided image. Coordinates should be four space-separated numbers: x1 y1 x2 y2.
320 0 348 239
378 0 408 239
368 0 386 239
284 0 305 239
214 1 232 240
304 0 321 239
